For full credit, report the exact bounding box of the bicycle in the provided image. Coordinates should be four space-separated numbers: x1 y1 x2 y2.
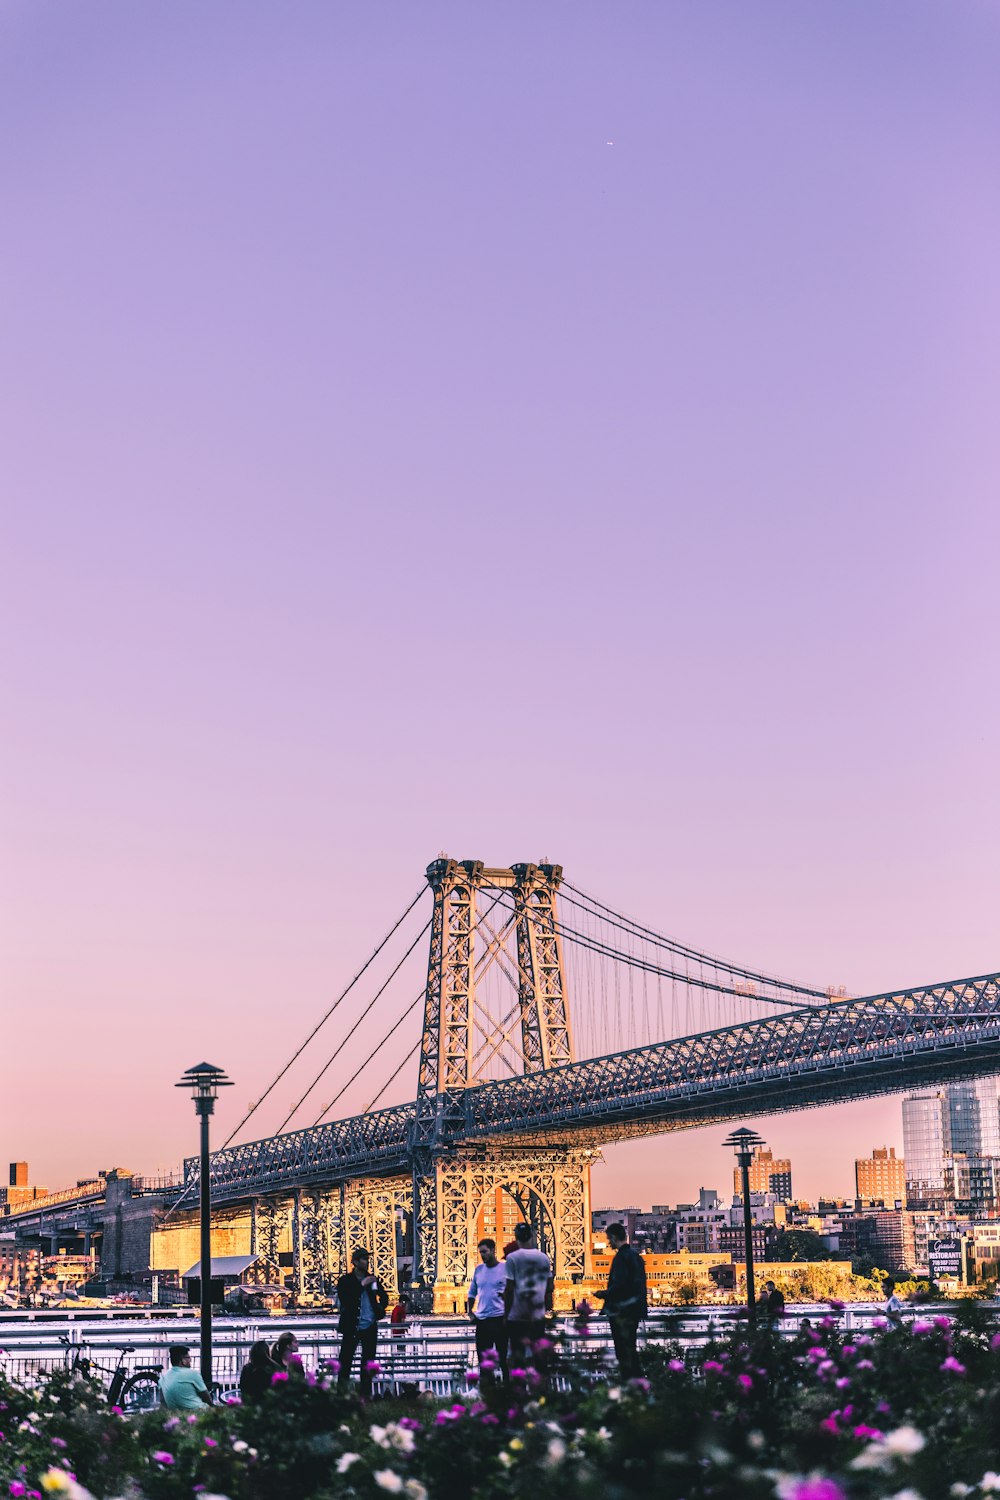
60 1337 162 1411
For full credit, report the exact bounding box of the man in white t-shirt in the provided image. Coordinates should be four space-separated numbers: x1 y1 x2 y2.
467 1237 509 1382
503 1221 553 1365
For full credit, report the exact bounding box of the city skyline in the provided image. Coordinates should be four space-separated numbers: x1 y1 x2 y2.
3 3 998 1205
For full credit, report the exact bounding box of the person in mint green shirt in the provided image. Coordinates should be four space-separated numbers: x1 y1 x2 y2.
158 1345 213 1411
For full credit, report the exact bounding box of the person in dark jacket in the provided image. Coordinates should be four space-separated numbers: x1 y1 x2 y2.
595 1222 648 1376
336 1247 389 1397
239 1340 279 1402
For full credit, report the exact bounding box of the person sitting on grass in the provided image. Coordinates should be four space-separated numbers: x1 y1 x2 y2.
158 1344 213 1411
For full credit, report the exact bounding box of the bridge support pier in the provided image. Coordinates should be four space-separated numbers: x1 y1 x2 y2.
415 1147 596 1312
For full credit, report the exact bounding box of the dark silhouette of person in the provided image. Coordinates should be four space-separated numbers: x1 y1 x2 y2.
595 1223 647 1377
239 1340 279 1402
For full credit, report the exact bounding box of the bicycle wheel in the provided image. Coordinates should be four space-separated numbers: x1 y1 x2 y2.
119 1371 161 1412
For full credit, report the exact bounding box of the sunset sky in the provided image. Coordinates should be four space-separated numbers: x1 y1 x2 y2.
2 1 998 1209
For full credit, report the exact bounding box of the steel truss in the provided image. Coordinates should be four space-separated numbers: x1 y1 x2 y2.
463 972 1000 1142
199 970 1000 1208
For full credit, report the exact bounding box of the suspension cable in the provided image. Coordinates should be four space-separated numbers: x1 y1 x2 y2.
561 880 829 999
275 915 432 1134
158 883 427 1223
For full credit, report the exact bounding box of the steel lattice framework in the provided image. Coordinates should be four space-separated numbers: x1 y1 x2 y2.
197 970 1000 1205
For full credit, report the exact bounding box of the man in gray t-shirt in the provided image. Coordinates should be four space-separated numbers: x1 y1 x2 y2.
503 1222 553 1364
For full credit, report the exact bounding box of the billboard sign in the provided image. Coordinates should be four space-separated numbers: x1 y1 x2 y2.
927 1237 963 1280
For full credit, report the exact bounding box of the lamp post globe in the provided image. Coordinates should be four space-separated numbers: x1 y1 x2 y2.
723 1126 765 1328
176 1063 233 1389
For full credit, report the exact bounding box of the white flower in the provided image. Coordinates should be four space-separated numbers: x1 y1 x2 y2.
231 1439 249 1454
373 1422 416 1454
981 1477 1000 1494
404 1483 428 1500
375 1470 404 1493
595 1427 612 1443
889 1490 925 1500
337 1454 361 1474
950 1486 972 1498
498 1453 512 1468
607 1387 622 1402
748 1431 766 1452
884 1427 927 1458
545 1438 566 1467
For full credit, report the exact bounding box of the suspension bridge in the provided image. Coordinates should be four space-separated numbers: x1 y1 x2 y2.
11 858 1000 1311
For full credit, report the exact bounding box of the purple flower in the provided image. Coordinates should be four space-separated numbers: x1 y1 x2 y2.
825 1299 847 1312
481 1413 499 1425
940 1356 966 1375
806 1347 829 1363
835 1377 851 1390
791 1481 846 1500
533 1338 553 1353
668 1359 685 1373
991 1332 1000 1352
50 1439 67 1450
628 1377 652 1394
841 1345 856 1359
271 1371 289 1384
853 1424 882 1440
737 1374 753 1391
819 1416 840 1435
702 1360 725 1375
9 1484 27 1498
933 1315 952 1331
912 1319 935 1335
365 1360 381 1374
204 1437 218 1448
152 1451 175 1466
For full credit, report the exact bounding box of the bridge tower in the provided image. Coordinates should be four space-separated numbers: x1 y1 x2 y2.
410 858 594 1310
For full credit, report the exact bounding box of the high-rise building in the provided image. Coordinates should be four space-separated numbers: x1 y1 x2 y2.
903 1091 952 1206
903 1081 1000 1210
856 1146 906 1204
733 1147 792 1202
947 1080 1000 1157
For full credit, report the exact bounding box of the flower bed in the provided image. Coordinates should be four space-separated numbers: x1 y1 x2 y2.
3 1304 1000 1499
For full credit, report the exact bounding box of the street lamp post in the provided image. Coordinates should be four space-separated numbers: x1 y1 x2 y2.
724 1127 765 1329
176 1063 233 1389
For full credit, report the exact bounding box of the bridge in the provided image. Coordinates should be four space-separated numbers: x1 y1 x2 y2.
8 857 999 1310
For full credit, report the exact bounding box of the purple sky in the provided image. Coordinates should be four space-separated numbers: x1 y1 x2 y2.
2 1 998 1208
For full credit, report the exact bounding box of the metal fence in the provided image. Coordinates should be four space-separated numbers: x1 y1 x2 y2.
0 1303 982 1398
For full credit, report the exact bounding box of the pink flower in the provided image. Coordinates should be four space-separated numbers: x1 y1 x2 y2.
271 1371 289 1384
825 1299 846 1312
835 1377 851 1390
792 1481 846 1500
204 1438 217 1448
819 1416 840 1434
481 1413 499 1425
152 1451 174 1465
669 1359 685 1372
991 1332 1000 1352
365 1360 381 1373
912 1319 935 1335
702 1360 724 1374
940 1356 966 1375
9 1484 27 1498
628 1377 651 1394
855 1359 874 1371
737 1374 753 1391
853 1424 882 1440
791 1481 846 1500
